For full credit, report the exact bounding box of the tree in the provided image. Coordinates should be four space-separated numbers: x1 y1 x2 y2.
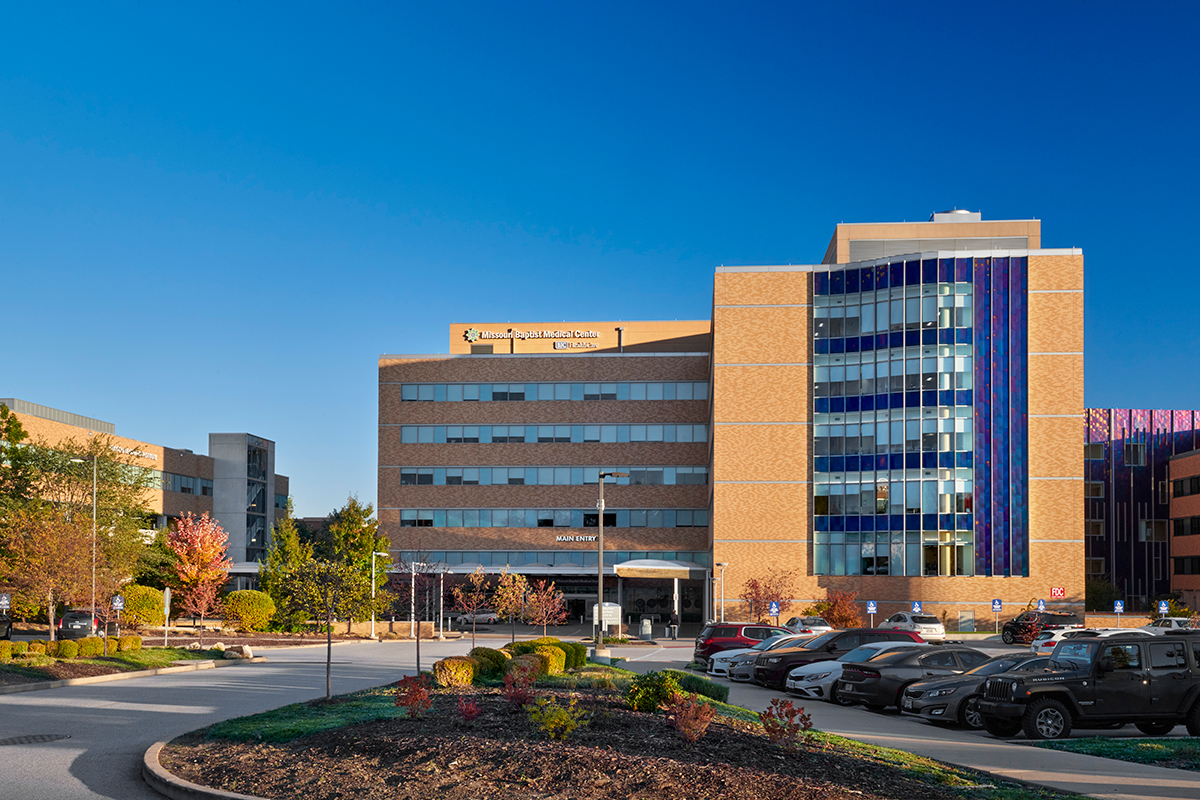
259 500 314 630
321 495 390 632
492 568 530 644
0 504 91 640
0 404 36 507
1085 577 1123 612
524 579 567 637
166 512 232 646
739 567 799 622
285 559 372 699
132 529 179 591
802 588 863 629
451 566 491 650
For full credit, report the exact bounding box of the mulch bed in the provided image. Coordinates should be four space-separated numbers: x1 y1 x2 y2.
161 685 996 800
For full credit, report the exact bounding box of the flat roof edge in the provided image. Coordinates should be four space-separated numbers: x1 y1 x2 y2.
379 352 711 360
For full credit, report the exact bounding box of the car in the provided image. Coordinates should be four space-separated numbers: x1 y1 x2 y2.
1141 617 1198 635
753 628 926 689
55 609 115 640
785 641 926 704
707 633 812 678
1031 627 1150 653
0 613 10 640
693 623 792 667
879 612 946 642
901 654 1051 729
836 646 990 710
783 616 834 635
721 635 815 681
455 610 499 625
978 631 1200 740
1001 610 1083 644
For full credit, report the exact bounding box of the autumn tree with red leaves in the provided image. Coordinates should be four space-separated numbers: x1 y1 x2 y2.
739 567 799 623
803 588 864 629
524 579 567 637
167 512 232 645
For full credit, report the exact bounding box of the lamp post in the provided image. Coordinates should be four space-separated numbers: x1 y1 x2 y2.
70 455 97 637
716 562 729 623
594 470 629 660
370 550 390 639
410 561 427 638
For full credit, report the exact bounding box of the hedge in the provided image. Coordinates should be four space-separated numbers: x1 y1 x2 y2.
224 590 276 632
565 642 588 669
534 645 566 675
11 641 28 656
509 653 547 677
55 640 80 659
78 637 104 658
468 647 508 675
121 584 166 629
433 656 480 687
664 669 730 703
28 640 47 655
118 635 142 652
0 641 11 660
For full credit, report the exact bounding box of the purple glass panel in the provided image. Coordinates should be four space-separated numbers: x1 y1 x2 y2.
955 258 972 283
992 257 1010 577
1010 257 1029 576
974 256 992 576
938 258 953 283
876 264 889 289
814 272 829 295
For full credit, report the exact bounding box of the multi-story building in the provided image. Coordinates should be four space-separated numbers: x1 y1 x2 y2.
1170 448 1200 609
0 398 288 585
379 210 1087 629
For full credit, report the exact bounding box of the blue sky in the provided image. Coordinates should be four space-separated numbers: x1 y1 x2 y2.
2 3 1197 517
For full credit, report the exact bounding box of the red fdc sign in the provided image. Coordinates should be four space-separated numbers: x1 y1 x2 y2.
1050 587 1066 599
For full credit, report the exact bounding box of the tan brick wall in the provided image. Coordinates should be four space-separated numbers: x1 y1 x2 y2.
1028 254 1083 291
712 365 809 423
1028 355 1084 415
1028 417 1084 478
712 307 811 364
711 425 808 481
380 355 710 384
379 437 710 469
713 271 811 306
825 220 1042 264
381 484 709 511
1028 292 1084 353
711 484 810 542
1029 479 1084 548
379 392 709 426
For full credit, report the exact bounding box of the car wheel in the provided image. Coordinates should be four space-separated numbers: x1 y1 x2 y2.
982 715 1023 737
1187 701 1200 737
830 683 855 706
1001 629 1015 645
1022 698 1072 740
865 703 888 712
958 696 985 730
1136 721 1175 736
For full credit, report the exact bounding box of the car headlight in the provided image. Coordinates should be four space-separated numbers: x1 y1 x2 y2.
803 672 831 681
766 657 781 664
926 687 956 698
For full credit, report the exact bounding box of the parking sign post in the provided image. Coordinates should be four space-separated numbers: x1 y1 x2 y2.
1037 599 1046 613
768 601 781 625
866 600 877 628
911 601 922 615
1159 599 1170 618
1114 599 1124 627
992 599 1002 633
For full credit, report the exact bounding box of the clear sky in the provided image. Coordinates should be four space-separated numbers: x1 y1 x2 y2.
2 3 1197 517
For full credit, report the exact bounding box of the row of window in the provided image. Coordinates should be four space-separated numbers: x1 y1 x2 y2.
815 329 974 354
816 480 973 516
1175 557 1200 576
815 391 974 414
397 508 709 528
814 258 978 296
813 537 976 576
814 357 972 397
392 550 712 568
815 514 975 532
398 424 709 444
1084 442 1147 466
1174 476 1200 499
163 472 214 497
1174 517 1200 538
817 452 975 474
815 418 973 456
815 291 973 338
398 466 708 486
396 382 709 402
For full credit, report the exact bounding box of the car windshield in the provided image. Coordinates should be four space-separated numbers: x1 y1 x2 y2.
765 636 807 651
802 631 839 649
802 617 828 627
965 658 1022 676
912 615 941 625
748 637 780 652
1033 632 1055 641
838 645 884 662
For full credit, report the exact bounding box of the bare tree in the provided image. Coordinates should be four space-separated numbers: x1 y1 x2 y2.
451 566 492 650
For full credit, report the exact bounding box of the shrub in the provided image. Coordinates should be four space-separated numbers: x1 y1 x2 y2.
527 696 588 741
664 692 717 743
55 640 80 659
529 636 562 646
433 656 480 688
0 641 11 660
510 652 549 677
760 698 813 751
224 590 276 632
567 642 588 668
11 641 28 656
118 635 142 652
78 637 104 658
534 645 566 675
802 588 863 629
457 695 482 724
502 663 537 708
664 669 730 703
394 674 433 719
122 584 166 629
28 640 47 655
468 647 508 675
508 641 537 656
627 671 681 713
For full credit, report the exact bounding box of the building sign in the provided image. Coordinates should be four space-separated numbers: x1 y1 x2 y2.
555 535 598 542
464 327 600 349
110 444 158 461
1050 587 1065 599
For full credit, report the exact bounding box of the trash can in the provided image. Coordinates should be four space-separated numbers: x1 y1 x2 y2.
640 617 653 640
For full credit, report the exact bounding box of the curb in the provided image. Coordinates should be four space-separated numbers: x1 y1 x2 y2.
144 741 266 800
0 657 269 696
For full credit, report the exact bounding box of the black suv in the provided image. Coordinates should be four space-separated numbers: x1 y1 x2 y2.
978 630 1200 739
1001 610 1081 645
0 613 10 640
754 628 925 689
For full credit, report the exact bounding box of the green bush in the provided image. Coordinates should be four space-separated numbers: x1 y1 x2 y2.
55 640 80 659
29 640 49 655
224 590 276 632
433 656 480 687
509 653 546 677
11 641 28 656
468 647 508 675
0 641 11 660
529 636 562 646
665 669 730 703
627 670 681 713
118 635 142 652
566 642 588 669
78 637 104 658
534 645 566 675
121 584 166 629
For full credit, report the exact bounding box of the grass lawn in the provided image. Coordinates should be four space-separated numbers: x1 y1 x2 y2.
1036 737 1200 771
0 645 223 681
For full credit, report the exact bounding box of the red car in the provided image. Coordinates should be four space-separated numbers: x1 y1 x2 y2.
694 623 792 666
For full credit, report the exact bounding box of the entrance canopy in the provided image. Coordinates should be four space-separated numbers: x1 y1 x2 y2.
613 559 710 580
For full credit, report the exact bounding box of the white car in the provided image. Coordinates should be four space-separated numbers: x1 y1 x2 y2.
785 641 926 704
707 633 812 678
1141 617 1197 635
879 612 945 642
783 616 834 635
1033 627 1150 654
455 610 499 625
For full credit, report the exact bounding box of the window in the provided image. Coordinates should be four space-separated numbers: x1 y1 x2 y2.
1125 442 1147 467
1086 557 1106 577
1175 557 1200 575
1148 642 1186 670
1086 481 1105 498
1084 443 1104 460
1102 643 1141 669
1140 520 1168 543
1086 521 1104 538
1174 517 1200 537
1174 476 1200 499
396 382 708 402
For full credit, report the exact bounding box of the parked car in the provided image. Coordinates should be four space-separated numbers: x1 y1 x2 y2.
754 628 926 689
1001 610 1083 644
1032 627 1150 653
837 646 990 710
455 610 499 625
710 633 816 681
56 609 118 640
901 654 1051 729
785 641 926 704
693 623 792 667
879 612 946 642
783 616 833 635
0 613 10 640
1141 617 1198 635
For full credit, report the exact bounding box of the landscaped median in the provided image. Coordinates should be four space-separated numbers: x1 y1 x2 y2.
1035 737 1200 772
148 636 1085 800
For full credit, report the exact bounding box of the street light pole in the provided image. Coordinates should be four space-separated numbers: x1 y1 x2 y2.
370 551 390 639
594 470 628 661
71 455 98 636
716 562 729 623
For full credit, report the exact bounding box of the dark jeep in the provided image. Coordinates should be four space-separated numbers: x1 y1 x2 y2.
1000 610 1081 645
977 630 1200 739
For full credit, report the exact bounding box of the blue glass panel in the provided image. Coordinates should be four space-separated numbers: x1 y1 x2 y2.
861 266 875 292
876 264 889 289
846 396 860 413
905 452 920 469
890 453 904 470
890 332 904 348
955 390 971 406
815 338 830 354
830 338 845 354
938 452 954 469
830 515 845 531
845 516 861 532
815 397 830 413
845 336 860 353
992 256 1011 577
890 514 904 531
830 456 845 472
860 516 875 531
956 328 973 344
906 392 920 408
956 451 972 468
845 455 861 471
938 258 953 283
922 452 937 469
1010 256 1029 577
846 268 860 294
955 257 971 283
922 329 937 345
890 261 904 286
877 333 889 349
860 395 875 412
890 392 903 409
875 393 889 410
906 514 921 530
905 261 919 284
940 514 955 529
922 391 937 406
860 335 874 352
830 397 845 413
905 331 920 347
974 256 992 577
815 515 829 531
923 514 938 530
957 514 973 531
939 390 954 406
814 272 829 295
938 329 953 345
831 271 845 295
815 456 830 472
922 259 937 284
876 454 889 470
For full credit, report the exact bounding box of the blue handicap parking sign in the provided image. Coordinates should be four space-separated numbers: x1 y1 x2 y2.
1037 599 1046 612
112 595 124 611
866 601 877 615
768 601 781 617
991 599 1002 613
912 601 922 614
1114 600 1125 614
1159 600 1170 615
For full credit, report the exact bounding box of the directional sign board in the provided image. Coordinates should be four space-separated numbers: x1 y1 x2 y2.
1037 599 1046 612
992 599 1002 613
768 601 781 618
112 595 124 611
912 601 922 614
0 593 9 610
1114 600 1125 614
866 601 877 615
1159 600 1170 616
